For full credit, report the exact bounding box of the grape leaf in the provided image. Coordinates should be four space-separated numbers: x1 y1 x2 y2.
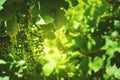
41 23 56 39
80 57 89 74
40 12 54 24
89 56 105 72
114 20 120 28
54 10 67 28
0 59 7 64
0 0 6 10
0 76 9 80
42 61 56 76
74 36 88 53
40 0 68 12
31 1 40 18
88 35 105 53
43 31 56 39
106 65 117 76
114 68 120 79
6 14 18 37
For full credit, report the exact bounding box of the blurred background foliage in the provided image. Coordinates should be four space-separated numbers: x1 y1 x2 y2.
0 0 120 80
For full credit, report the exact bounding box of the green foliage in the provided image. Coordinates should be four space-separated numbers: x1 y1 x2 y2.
0 0 6 10
0 0 120 80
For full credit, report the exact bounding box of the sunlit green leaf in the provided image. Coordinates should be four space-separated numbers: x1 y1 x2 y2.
0 0 6 10
106 65 117 76
39 11 54 24
0 76 9 80
114 20 120 28
89 56 104 72
114 68 120 79
0 59 7 64
42 61 56 76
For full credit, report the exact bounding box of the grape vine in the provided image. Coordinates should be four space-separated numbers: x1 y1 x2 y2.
0 0 120 80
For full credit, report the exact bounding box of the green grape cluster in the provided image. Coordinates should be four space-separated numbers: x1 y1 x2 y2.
12 26 44 76
1 0 45 76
